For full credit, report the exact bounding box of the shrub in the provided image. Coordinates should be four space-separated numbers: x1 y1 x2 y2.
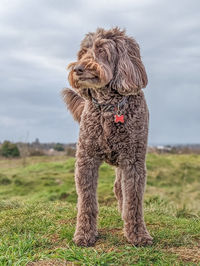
54 143 64 151
0 174 12 185
0 141 20 158
66 147 76 157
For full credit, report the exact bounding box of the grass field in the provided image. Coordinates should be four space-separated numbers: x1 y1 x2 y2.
0 154 200 265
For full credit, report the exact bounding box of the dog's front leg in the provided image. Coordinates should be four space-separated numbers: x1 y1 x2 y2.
73 155 101 247
114 167 123 213
120 161 153 246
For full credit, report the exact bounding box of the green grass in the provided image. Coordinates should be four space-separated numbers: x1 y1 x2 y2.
0 154 200 265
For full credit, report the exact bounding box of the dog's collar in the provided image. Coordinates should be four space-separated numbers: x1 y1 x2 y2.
91 96 127 112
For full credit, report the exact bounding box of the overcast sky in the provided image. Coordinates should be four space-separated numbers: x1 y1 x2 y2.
0 0 199 145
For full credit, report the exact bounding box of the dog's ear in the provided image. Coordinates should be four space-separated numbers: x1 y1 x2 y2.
111 37 148 95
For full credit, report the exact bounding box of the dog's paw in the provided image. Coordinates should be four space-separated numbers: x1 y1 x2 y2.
73 231 98 247
126 233 153 247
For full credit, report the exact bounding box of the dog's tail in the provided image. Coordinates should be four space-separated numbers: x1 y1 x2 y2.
62 88 85 123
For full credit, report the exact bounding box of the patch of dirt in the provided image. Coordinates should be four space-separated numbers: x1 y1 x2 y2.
47 233 69 249
98 228 122 234
146 222 166 229
27 259 75 266
49 233 60 244
168 246 200 263
95 228 127 249
57 218 76 224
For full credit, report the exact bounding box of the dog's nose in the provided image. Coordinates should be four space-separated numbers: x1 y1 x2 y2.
74 65 84 75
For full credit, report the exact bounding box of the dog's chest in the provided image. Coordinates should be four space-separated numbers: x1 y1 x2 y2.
97 112 133 165
100 112 127 137
79 98 148 166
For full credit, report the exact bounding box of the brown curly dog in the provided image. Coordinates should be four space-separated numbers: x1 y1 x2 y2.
62 27 153 247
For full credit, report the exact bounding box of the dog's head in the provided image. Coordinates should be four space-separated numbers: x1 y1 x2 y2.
68 27 148 96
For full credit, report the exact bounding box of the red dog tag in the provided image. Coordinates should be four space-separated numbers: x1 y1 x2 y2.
114 114 124 123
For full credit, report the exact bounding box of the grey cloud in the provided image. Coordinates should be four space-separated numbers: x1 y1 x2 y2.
0 0 200 144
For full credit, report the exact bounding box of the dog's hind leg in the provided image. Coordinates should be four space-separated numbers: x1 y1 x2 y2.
114 167 123 213
73 155 101 247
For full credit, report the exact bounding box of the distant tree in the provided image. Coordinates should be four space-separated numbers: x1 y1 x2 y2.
0 141 20 158
54 143 64 151
34 138 40 144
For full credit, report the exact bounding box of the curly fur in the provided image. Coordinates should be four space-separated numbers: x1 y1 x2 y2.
62 27 152 247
